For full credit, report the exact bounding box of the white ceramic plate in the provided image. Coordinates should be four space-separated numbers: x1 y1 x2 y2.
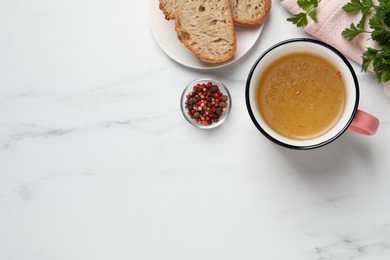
149 0 265 70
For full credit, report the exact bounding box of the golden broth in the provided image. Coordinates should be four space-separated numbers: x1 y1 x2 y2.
256 52 346 140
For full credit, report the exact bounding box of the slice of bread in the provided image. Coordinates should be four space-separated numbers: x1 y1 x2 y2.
174 0 237 63
228 0 271 26
159 0 271 26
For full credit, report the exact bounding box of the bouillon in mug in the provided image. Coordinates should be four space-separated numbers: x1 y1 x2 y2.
246 38 379 149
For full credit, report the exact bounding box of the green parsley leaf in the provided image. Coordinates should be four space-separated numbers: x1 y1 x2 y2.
362 46 390 83
342 0 364 13
286 0 321 27
362 0 374 8
287 12 308 27
362 48 379 72
297 0 314 11
341 23 368 41
370 16 390 45
308 10 318 22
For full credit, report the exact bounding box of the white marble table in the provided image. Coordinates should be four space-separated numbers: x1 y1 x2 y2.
1 1 390 259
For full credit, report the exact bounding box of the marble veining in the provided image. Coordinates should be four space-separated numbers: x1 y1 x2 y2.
314 236 390 260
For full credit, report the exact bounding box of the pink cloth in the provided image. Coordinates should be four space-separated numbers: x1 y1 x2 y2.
281 0 390 97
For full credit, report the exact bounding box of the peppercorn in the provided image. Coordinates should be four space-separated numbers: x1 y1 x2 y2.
216 107 223 115
219 101 227 108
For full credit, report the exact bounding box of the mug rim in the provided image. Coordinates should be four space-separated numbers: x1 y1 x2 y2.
245 38 360 150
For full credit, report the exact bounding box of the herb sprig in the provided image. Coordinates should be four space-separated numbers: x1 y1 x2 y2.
286 0 321 27
286 0 390 84
342 0 390 83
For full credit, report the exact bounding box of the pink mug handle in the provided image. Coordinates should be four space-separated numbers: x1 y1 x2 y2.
348 110 379 135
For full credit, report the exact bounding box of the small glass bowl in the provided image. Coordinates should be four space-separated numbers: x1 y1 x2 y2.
180 78 232 129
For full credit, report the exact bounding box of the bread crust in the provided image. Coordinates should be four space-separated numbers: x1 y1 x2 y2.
159 0 176 20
